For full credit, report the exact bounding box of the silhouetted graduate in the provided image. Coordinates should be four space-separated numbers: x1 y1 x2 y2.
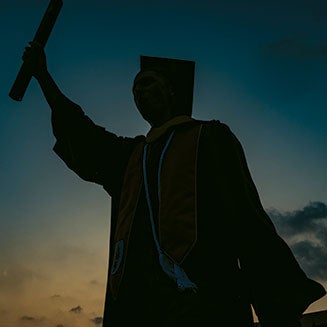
22 42 325 327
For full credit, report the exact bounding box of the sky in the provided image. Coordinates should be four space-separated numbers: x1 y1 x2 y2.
0 0 326 326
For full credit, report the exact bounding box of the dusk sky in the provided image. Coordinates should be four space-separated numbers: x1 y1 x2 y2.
1 0 326 326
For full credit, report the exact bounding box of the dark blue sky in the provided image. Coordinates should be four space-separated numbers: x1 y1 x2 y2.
0 0 326 324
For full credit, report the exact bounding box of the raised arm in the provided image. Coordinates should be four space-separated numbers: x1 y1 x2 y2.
22 42 144 196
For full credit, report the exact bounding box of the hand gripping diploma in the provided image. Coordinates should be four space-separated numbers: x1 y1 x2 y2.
9 0 63 101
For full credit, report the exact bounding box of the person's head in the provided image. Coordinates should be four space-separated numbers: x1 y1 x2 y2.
133 70 175 127
133 56 195 127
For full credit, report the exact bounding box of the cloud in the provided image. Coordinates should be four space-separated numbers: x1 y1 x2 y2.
90 317 103 325
21 316 35 321
89 279 104 287
50 294 61 299
20 315 46 324
69 306 83 314
268 201 327 280
269 201 327 234
264 39 327 59
90 279 99 285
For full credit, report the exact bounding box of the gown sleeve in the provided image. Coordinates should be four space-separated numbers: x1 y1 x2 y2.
207 120 326 327
50 94 144 197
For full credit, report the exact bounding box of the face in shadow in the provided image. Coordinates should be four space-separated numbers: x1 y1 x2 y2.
133 71 175 127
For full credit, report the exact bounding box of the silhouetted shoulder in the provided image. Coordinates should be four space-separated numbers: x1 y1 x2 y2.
204 119 234 134
195 119 241 149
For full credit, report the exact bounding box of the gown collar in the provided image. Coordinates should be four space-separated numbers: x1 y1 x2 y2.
146 115 194 143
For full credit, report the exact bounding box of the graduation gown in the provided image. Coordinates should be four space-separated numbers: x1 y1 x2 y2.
51 95 325 327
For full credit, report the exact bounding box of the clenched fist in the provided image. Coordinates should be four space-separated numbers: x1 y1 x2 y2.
22 41 48 80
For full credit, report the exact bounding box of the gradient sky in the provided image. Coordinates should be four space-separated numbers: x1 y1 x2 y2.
1 0 326 326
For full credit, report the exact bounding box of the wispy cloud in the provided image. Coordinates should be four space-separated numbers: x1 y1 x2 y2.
90 317 103 325
90 279 99 285
268 201 327 280
21 316 36 321
69 306 83 314
20 315 46 324
50 294 61 299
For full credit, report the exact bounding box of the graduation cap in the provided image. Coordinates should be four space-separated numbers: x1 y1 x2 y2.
139 55 195 116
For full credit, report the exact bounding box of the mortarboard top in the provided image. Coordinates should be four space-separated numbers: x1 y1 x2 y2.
140 55 195 116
